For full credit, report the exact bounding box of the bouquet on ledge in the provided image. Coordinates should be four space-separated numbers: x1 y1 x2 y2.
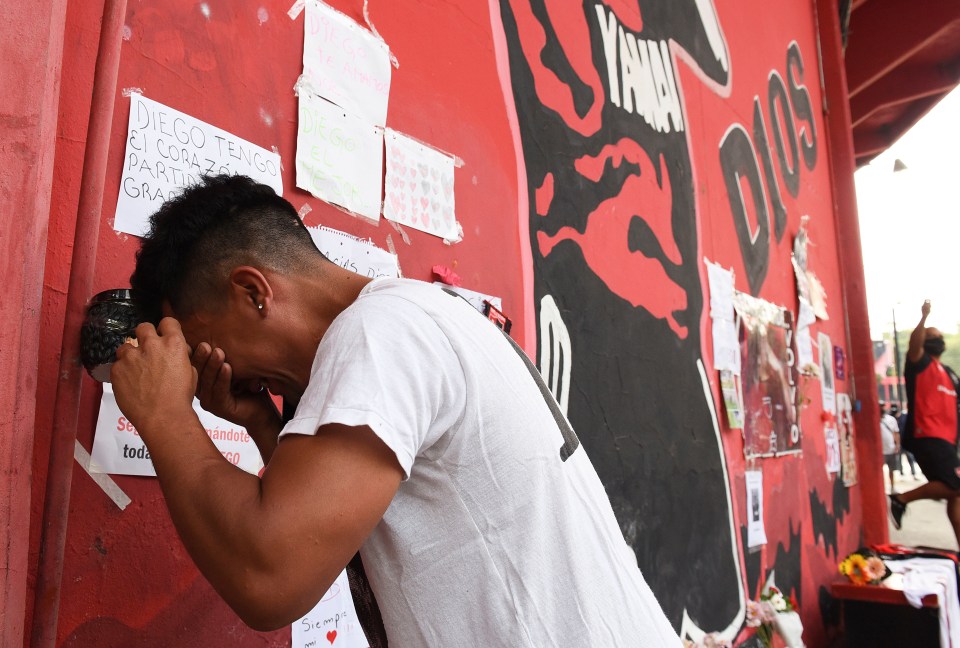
746 586 803 648
838 548 890 586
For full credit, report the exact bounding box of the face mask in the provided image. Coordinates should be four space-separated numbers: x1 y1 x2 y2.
924 337 946 356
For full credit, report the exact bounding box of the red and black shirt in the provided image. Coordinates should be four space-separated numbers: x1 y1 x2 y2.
905 354 959 444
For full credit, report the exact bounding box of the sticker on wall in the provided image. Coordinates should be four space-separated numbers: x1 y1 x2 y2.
303 0 392 127
745 470 767 549
796 299 817 374
834 346 846 380
91 383 263 477
292 569 369 648
114 93 283 238
824 423 841 475
734 292 802 457
818 332 836 414
383 129 459 241
720 369 745 430
296 87 384 222
706 260 740 376
307 225 399 279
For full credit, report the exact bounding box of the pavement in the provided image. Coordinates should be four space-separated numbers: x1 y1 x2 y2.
886 456 959 551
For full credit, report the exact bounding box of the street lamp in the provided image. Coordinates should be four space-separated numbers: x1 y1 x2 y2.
891 306 904 408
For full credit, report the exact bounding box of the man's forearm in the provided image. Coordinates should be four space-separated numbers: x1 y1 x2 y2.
138 408 284 626
907 312 929 361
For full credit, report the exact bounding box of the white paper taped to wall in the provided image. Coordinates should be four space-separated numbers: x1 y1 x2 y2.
303 0 392 127
307 225 399 279
91 383 264 477
384 129 458 241
114 93 283 238
296 88 384 222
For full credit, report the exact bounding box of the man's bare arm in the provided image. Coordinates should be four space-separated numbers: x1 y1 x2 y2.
907 300 931 363
111 319 403 630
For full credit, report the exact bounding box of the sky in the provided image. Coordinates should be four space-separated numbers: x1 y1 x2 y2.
855 86 960 339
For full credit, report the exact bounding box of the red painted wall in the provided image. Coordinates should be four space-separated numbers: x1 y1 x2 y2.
17 0 882 646
0 0 67 646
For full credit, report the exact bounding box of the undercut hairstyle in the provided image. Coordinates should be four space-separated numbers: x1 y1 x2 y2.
130 174 325 324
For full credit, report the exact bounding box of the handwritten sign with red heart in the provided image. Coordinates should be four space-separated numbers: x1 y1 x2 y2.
383 128 458 240
292 569 370 648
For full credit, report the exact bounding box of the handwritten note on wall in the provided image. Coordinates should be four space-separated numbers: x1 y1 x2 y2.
303 0 391 127
91 383 263 477
296 90 383 221
384 129 457 240
308 225 399 279
293 569 369 648
115 93 283 238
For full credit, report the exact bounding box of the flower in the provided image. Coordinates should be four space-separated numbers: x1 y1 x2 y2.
838 550 889 586
746 587 799 647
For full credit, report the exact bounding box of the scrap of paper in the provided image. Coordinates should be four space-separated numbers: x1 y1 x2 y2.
818 332 836 414
307 225 399 279
720 370 745 429
303 0 391 127
384 129 458 240
824 424 841 474
796 299 816 370
292 569 369 648
91 383 264 477
706 261 741 376
808 272 829 320
115 93 283 238
745 470 767 548
433 282 502 314
296 89 383 221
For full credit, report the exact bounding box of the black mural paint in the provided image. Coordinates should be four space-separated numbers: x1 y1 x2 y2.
786 43 818 171
752 98 788 243
809 488 839 559
720 125 770 295
742 525 762 598
769 520 803 609
768 72 801 199
498 0 739 631
818 585 841 634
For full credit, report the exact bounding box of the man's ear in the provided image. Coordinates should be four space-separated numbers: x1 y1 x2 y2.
228 266 273 316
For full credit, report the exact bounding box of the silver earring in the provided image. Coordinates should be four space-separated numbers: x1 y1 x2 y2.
257 303 264 311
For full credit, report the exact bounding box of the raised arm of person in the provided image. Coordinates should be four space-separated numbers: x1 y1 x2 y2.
111 319 403 631
907 300 932 363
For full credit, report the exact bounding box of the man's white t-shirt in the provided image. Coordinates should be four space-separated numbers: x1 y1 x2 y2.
881 413 900 455
280 278 680 647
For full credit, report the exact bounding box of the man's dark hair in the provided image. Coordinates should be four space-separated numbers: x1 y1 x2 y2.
130 174 324 324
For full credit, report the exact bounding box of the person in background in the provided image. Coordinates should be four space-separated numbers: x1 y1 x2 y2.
880 403 901 491
108 174 682 647
889 301 960 545
889 403 919 479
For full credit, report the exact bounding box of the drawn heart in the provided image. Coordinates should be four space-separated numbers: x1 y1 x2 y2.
442 183 453 200
394 161 406 177
431 199 440 212
420 196 429 209
390 175 402 189
421 180 431 195
418 163 429 177
410 167 417 179
431 167 440 180
432 183 439 195
409 181 417 192
422 211 431 227
326 630 337 644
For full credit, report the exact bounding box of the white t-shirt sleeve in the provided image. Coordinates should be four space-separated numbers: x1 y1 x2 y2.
278 293 466 479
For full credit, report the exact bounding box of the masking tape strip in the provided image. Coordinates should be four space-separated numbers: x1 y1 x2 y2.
74 440 132 511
